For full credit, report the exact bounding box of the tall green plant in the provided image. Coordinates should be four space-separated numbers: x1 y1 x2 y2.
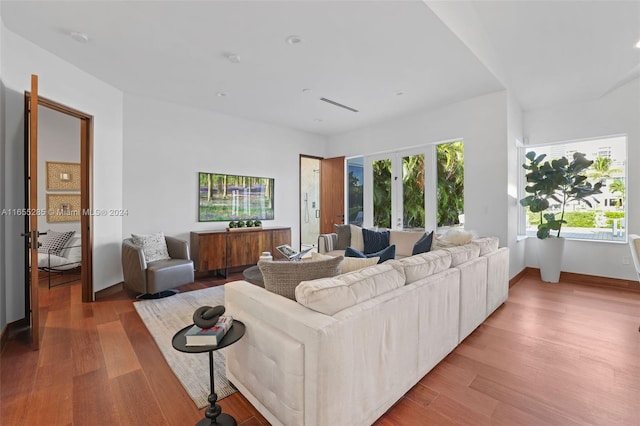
520 151 603 239
437 142 464 226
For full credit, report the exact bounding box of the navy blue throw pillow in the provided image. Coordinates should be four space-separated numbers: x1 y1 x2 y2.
345 245 395 264
362 228 390 254
344 246 366 258
412 231 434 255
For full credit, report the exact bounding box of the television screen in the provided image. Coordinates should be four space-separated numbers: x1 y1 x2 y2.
198 172 275 222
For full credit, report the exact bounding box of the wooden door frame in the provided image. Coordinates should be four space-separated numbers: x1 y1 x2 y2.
24 92 94 303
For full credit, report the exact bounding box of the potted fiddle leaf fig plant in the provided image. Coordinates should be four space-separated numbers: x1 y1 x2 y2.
519 151 603 282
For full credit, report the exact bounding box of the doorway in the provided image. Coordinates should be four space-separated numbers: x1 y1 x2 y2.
24 91 93 316
299 155 321 252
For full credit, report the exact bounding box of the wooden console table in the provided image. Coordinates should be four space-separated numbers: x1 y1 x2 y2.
191 227 291 274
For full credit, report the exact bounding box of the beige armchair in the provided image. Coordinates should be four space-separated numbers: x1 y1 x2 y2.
122 236 194 297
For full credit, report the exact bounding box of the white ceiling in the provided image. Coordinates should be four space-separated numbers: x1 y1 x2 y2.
1 1 638 136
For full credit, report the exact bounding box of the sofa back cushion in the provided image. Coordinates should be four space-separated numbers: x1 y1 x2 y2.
471 237 499 255
334 224 351 250
389 230 429 258
259 256 343 300
391 250 452 284
444 244 480 267
295 262 406 315
350 225 365 251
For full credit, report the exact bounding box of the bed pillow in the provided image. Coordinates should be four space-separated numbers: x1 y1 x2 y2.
259 256 343 300
131 232 171 262
38 230 75 256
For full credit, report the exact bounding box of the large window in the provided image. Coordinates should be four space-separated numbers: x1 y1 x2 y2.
351 141 463 231
521 135 627 242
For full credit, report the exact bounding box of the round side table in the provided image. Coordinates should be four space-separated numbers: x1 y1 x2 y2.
172 321 245 426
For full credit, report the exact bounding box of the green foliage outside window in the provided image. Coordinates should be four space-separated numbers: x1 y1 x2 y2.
437 142 464 227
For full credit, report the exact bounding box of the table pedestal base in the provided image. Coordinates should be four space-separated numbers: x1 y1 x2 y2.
196 412 236 426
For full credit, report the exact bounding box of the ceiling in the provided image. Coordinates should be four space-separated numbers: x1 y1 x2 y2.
1 1 638 136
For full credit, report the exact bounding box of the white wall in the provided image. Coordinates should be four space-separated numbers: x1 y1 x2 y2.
2 26 124 319
38 106 81 234
0 12 7 331
326 90 523 278
122 94 327 251
523 77 640 280
507 93 526 278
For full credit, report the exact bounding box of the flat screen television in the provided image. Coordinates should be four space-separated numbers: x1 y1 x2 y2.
198 172 275 222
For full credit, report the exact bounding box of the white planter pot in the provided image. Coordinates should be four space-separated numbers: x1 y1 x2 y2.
538 237 565 283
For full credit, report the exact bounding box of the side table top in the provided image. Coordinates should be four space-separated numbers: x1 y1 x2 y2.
172 320 245 354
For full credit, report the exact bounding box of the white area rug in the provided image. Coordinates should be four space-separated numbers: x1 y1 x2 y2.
133 285 236 408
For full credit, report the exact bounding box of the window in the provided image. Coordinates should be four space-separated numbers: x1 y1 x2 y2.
521 135 627 242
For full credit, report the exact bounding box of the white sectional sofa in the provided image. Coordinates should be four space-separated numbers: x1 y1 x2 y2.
224 237 509 426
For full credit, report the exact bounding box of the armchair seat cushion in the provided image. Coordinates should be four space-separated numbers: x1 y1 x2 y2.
146 258 194 294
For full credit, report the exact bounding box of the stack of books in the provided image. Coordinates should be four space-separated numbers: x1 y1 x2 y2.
276 244 313 261
184 315 233 346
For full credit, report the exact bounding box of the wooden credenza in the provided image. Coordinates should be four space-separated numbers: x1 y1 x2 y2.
191 227 291 274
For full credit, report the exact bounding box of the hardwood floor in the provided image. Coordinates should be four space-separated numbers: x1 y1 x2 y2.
2 270 638 425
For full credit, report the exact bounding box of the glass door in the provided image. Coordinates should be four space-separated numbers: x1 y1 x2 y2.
364 148 434 231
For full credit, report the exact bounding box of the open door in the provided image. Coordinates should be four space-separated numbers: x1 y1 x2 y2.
25 74 40 350
319 156 345 234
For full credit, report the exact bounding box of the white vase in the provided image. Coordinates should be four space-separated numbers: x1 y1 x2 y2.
538 237 565 283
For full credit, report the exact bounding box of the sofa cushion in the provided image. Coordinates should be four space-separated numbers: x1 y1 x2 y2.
350 225 365 251
345 245 396 263
444 244 481 267
295 262 406 315
391 250 452 284
388 230 428 257
38 229 75 256
258 256 343 300
362 228 390 254
335 224 351 250
471 237 499 255
311 252 379 273
411 231 434 255
131 232 170 262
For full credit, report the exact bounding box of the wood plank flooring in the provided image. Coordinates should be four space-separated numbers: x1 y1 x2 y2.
1 270 638 425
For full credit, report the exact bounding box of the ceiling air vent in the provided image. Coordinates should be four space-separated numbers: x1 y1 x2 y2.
319 97 359 113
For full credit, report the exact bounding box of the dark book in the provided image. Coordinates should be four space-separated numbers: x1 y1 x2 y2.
185 316 233 346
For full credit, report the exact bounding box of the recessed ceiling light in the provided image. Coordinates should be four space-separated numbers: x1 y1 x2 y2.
216 92 227 97
286 35 303 45
302 88 312 93
636 39 640 48
314 118 323 123
395 91 405 96
222 52 241 63
69 31 89 43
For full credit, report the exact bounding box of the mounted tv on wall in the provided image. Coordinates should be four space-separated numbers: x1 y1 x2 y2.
198 172 275 222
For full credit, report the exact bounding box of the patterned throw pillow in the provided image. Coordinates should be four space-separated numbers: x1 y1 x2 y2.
334 224 351 250
258 256 343 300
131 232 171 263
362 228 390 254
38 230 76 256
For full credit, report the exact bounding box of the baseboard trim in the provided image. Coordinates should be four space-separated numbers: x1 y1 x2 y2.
0 318 28 352
518 267 640 293
95 282 123 300
509 268 529 287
